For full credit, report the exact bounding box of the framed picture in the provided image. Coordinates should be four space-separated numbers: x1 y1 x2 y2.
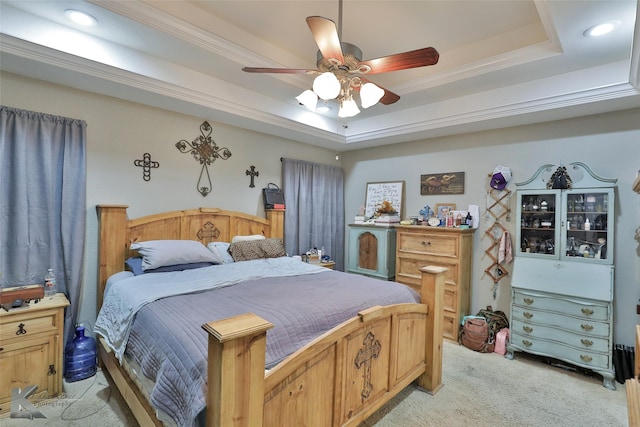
420 172 465 195
364 181 405 218
434 203 456 219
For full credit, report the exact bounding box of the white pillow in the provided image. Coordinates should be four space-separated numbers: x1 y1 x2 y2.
130 240 218 271
207 241 235 264
231 234 266 243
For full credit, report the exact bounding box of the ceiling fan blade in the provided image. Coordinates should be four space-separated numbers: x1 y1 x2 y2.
242 67 316 74
359 78 400 105
358 47 439 74
306 16 344 64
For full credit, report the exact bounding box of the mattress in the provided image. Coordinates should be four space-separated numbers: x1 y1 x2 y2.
96 257 419 427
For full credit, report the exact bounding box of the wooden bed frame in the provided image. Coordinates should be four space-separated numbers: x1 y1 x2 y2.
96 205 444 427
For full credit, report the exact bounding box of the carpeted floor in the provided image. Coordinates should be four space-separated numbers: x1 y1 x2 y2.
1 341 629 426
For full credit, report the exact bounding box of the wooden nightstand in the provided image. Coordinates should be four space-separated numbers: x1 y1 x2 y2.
0 293 69 414
319 261 336 269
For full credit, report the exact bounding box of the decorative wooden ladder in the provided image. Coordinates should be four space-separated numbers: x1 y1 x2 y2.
483 188 511 298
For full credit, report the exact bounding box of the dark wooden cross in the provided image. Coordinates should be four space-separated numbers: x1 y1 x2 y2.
246 165 259 188
354 331 381 401
175 121 231 197
133 152 159 181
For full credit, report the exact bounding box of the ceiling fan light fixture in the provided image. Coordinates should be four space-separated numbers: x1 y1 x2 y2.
360 82 385 108
313 72 341 100
296 90 318 110
338 97 360 118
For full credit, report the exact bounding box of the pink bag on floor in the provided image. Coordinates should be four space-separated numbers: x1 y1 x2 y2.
494 328 510 355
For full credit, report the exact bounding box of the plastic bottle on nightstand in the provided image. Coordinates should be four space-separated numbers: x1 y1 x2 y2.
44 268 57 296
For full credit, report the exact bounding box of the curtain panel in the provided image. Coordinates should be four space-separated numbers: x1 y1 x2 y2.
282 158 345 271
0 105 86 347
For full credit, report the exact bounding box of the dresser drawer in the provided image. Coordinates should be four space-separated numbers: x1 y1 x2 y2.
511 305 610 337
511 319 609 353
0 310 59 342
513 290 609 321
396 256 459 285
510 332 610 370
397 232 459 257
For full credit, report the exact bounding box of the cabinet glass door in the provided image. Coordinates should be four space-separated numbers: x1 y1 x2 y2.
562 189 613 263
516 190 560 258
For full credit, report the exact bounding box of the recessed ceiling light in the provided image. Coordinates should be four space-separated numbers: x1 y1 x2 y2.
583 20 620 37
65 9 98 26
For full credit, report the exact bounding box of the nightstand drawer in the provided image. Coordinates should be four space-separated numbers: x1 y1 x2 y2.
0 310 58 341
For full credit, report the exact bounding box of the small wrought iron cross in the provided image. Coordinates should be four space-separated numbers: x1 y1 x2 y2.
175 121 232 197
134 153 160 181
354 331 381 402
246 165 259 188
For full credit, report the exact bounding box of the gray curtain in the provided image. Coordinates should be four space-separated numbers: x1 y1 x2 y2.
0 106 86 347
282 158 345 271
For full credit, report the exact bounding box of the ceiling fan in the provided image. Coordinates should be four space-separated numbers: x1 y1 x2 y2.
242 1 439 118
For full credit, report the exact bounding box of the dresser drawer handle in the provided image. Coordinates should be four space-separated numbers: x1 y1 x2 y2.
16 323 27 335
523 312 533 319
522 326 533 333
421 241 431 246
581 339 593 347
581 308 594 316
523 297 534 305
580 355 593 363
581 324 594 331
522 340 532 348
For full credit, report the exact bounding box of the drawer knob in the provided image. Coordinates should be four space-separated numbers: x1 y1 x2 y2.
580 354 593 363
523 312 533 319
522 340 532 348
48 365 56 375
421 241 431 246
523 297 534 305
16 323 27 335
581 324 594 331
580 339 594 347
581 308 594 316
522 326 533 334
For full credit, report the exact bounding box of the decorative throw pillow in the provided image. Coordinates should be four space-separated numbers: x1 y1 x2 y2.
130 240 218 271
228 238 286 262
207 241 235 264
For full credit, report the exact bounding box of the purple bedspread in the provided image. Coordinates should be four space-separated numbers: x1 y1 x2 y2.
124 270 419 427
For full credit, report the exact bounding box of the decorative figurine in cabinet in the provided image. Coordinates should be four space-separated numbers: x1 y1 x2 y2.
507 162 617 389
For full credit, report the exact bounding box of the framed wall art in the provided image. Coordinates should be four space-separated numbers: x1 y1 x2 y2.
420 172 465 195
364 181 405 218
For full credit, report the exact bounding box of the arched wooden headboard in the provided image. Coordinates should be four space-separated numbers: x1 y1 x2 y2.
95 205 284 310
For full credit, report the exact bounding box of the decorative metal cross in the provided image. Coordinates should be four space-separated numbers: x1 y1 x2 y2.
133 152 159 181
354 331 381 402
246 165 259 188
176 121 232 196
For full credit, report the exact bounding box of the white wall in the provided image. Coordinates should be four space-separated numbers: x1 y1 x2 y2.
342 108 640 346
0 71 338 327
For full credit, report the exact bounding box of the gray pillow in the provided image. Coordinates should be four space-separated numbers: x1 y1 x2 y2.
130 240 218 271
207 241 235 264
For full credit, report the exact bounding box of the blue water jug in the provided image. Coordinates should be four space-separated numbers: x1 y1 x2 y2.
64 324 97 382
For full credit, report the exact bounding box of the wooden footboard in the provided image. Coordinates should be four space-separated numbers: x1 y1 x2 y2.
202 266 445 427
